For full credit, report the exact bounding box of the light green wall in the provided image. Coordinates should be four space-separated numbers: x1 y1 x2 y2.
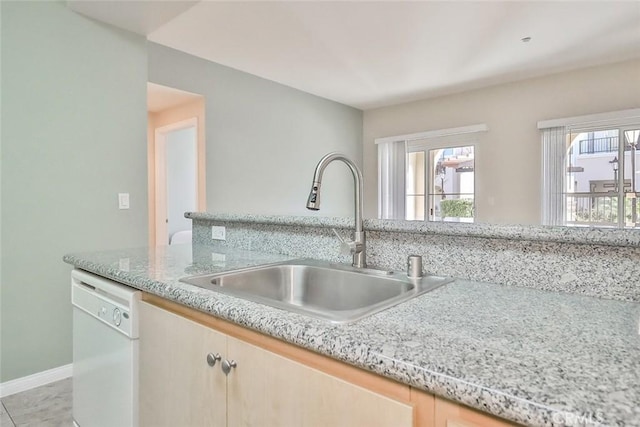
148 43 363 218
1 1 148 382
0 3 4 370
1 1 362 383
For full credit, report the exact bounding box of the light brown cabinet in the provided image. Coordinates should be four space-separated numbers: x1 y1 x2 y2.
140 298 415 427
139 301 227 427
226 335 413 427
434 397 518 427
140 294 518 427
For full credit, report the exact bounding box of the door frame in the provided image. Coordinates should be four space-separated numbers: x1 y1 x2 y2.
154 117 199 246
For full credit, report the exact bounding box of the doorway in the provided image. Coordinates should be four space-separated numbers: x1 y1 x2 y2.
147 83 206 246
155 119 197 245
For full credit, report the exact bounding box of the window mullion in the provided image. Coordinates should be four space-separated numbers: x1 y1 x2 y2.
618 127 625 227
423 152 428 223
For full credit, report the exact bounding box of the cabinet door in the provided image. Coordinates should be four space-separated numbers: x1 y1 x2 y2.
434 397 518 427
226 336 413 427
139 302 227 427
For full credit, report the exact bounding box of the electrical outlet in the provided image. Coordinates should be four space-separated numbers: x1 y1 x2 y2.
211 252 226 264
559 272 578 283
211 226 226 240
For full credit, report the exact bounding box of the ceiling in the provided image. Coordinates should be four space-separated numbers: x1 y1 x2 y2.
67 0 198 35
69 1 640 110
147 82 202 113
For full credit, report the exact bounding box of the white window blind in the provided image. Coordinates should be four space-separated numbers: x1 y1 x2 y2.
377 140 406 220
541 126 567 226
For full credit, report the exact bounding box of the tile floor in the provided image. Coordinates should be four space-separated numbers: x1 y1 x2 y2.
1 378 72 426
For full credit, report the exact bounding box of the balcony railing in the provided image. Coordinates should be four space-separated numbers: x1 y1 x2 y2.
565 192 639 227
578 136 619 154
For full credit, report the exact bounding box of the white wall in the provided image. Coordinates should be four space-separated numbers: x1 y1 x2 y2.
166 126 197 241
1 1 148 381
363 59 640 224
148 43 363 218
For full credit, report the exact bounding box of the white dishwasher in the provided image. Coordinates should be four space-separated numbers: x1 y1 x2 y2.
71 269 141 427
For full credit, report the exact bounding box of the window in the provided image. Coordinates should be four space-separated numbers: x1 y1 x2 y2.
377 124 486 222
539 109 640 228
406 145 475 222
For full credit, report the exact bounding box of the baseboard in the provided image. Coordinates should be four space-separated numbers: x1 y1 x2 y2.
0 364 73 398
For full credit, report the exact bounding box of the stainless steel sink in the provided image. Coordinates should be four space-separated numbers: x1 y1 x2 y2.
180 259 453 323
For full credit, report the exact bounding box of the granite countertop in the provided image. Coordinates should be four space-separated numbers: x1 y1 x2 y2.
63 244 640 427
186 212 640 248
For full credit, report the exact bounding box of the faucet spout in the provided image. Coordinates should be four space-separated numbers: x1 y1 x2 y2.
306 152 366 268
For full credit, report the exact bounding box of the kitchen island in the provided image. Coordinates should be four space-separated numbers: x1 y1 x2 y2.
64 243 640 427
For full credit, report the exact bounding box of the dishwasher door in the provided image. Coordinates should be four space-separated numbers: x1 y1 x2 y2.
71 270 140 427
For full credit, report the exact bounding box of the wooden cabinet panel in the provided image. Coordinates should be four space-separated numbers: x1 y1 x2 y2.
226 336 414 427
434 397 518 427
139 295 515 427
411 388 436 427
139 301 227 427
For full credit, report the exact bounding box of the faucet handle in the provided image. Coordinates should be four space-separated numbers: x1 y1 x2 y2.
331 229 362 256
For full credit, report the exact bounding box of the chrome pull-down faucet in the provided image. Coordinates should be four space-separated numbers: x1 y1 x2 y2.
306 152 366 268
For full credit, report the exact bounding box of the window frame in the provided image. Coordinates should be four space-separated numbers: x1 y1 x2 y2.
538 108 640 228
376 124 487 222
408 138 478 222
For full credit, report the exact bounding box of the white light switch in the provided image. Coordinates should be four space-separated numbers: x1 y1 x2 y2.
118 193 130 209
211 226 226 240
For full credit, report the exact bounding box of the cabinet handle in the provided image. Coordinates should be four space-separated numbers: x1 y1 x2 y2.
221 359 237 375
206 353 221 367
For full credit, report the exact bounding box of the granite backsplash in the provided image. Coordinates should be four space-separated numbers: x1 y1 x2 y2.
188 213 640 302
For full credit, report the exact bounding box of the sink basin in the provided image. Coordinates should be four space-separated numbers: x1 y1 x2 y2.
180 259 453 323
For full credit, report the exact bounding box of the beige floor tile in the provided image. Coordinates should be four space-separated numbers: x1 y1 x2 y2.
1 402 16 427
2 379 72 427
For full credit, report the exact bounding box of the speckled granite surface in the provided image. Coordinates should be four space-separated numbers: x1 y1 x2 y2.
190 215 640 302
63 244 640 427
186 212 640 248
